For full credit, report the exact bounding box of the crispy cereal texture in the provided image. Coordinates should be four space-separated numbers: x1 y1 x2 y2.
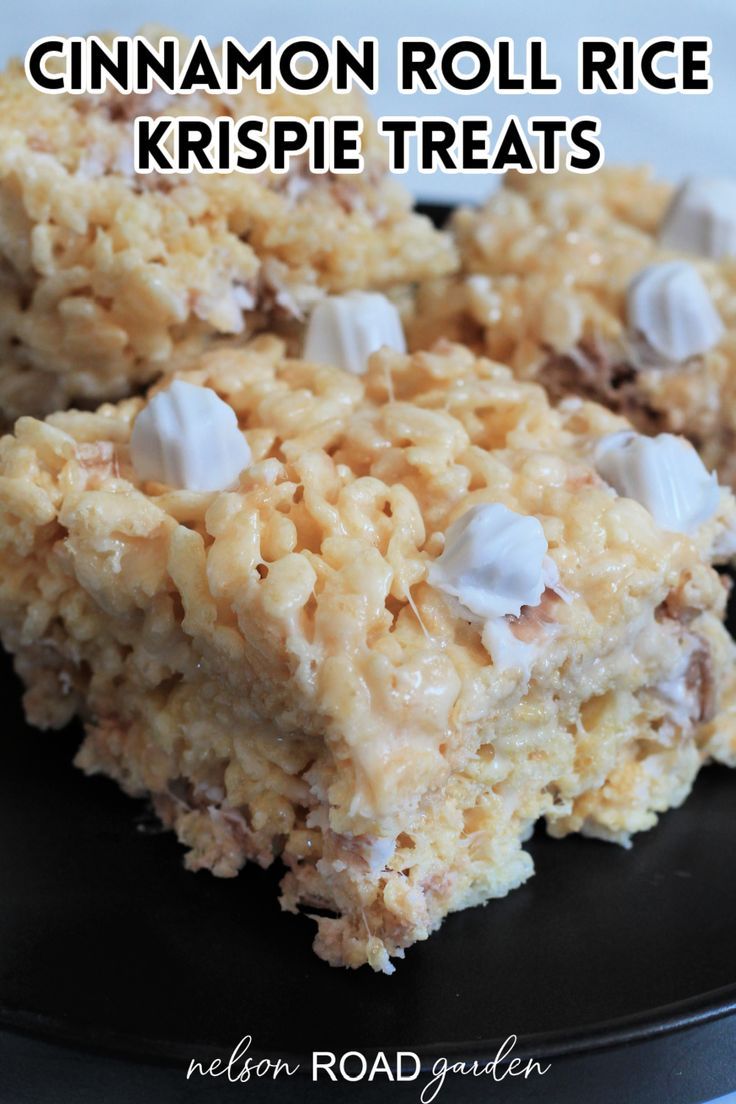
2 338 736 971
408 168 736 486
0 28 456 422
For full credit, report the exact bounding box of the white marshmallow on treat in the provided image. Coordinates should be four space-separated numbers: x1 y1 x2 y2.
428 503 549 621
428 503 562 674
303 291 406 376
480 619 537 679
659 177 736 260
130 379 252 492
594 431 719 535
627 261 724 363
360 836 395 877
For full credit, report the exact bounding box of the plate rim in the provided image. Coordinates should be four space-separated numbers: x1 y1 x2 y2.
2 979 736 1071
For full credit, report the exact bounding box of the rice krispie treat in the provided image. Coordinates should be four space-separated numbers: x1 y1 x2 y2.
409 168 736 486
0 29 456 423
2 334 736 972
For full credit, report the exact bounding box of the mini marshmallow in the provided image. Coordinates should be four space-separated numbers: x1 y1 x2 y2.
303 291 406 376
594 431 719 534
659 177 736 260
361 836 395 876
427 503 549 621
481 619 537 677
130 379 251 492
627 262 724 363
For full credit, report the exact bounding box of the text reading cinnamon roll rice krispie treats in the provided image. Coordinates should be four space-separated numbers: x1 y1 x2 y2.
0 29 456 423
409 168 736 486
2 338 736 972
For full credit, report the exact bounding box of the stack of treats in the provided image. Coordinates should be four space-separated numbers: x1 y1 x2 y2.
1 31 736 973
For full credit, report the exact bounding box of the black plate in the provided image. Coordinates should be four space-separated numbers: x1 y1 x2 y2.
2 206 736 1104
3 645 736 1104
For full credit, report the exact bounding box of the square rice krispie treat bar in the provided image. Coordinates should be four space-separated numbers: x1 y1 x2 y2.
0 29 456 423
409 168 736 486
2 335 736 972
